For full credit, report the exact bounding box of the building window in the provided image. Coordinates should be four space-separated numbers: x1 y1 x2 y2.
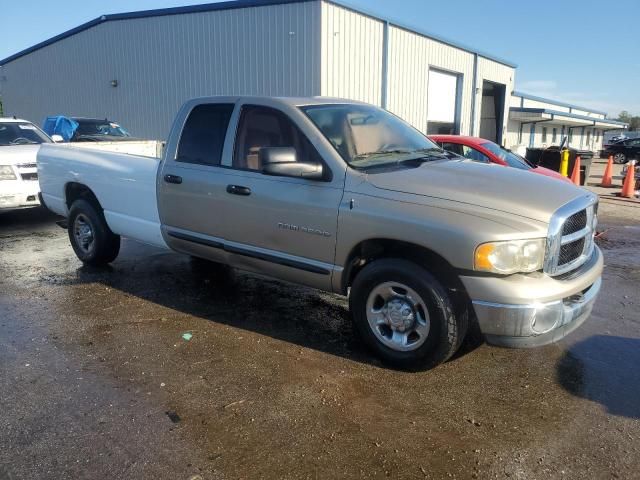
542 127 548 143
586 130 591 146
568 129 573 144
552 128 557 143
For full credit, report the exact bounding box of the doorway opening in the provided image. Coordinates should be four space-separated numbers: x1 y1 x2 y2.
479 80 506 144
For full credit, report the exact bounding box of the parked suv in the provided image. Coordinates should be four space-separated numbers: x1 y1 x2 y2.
604 137 640 164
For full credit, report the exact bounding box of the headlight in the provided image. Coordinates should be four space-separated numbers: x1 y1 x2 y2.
0 165 17 181
474 239 546 274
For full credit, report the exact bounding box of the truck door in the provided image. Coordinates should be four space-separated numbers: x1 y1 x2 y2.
157 102 236 263
212 104 344 291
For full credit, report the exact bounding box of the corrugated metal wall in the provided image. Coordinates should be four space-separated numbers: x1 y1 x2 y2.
320 2 383 105
318 4 516 138
0 1 321 139
385 26 475 134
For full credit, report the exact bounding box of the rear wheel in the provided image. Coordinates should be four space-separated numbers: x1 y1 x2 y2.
613 152 627 164
349 258 468 370
68 199 120 265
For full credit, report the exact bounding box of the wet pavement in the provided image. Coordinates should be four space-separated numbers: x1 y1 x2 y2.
1 203 639 480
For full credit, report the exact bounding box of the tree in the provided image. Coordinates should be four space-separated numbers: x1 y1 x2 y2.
616 111 640 131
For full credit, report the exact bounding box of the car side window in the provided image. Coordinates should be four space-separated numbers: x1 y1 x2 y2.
461 145 490 163
440 142 463 156
628 139 640 147
233 105 322 171
176 103 234 166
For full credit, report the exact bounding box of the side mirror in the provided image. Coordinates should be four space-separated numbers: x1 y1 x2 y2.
260 147 323 180
51 134 64 143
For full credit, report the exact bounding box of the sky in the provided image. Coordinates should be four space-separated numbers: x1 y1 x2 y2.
1 0 639 116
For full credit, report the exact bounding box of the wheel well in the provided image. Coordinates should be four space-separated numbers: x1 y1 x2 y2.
65 182 102 212
341 239 468 299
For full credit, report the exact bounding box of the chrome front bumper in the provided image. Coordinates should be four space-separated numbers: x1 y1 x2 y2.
472 277 601 348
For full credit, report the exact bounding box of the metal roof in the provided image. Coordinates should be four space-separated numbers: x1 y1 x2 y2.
509 107 628 128
513 91 609 117
0 0 517 68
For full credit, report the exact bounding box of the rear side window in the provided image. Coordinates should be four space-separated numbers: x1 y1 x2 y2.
177 104 234 166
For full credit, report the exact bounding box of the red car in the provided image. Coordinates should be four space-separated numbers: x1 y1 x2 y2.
429 135 571 183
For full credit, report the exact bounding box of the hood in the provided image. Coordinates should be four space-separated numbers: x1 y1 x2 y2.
365 159 585 223
0 144 41 165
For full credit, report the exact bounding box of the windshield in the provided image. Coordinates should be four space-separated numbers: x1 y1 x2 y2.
300 104 444 169
480 141 532 170
74 120 131 138
0 122 51 146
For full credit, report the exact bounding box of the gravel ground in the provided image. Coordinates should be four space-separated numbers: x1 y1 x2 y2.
0 197 639 480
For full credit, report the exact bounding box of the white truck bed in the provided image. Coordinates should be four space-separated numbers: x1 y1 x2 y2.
37 143 167 248
67 140 165 158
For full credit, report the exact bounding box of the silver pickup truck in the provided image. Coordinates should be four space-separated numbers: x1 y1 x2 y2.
37 97 602 369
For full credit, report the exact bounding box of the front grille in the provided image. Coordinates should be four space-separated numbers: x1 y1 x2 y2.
544 196 598 277
559 238 585 266
20 172 38 181
17 163 37 169
562 210 587 235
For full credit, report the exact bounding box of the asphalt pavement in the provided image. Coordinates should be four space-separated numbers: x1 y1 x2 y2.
1 194 639 479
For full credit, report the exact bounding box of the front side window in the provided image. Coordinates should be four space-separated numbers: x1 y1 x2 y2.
481 141 532 170
301 104 442 170
233 105 323 171
461 145 490 163
177 104 234 166
0 122 51 146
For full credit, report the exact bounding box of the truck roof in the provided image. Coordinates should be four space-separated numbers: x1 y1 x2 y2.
187 96 369 108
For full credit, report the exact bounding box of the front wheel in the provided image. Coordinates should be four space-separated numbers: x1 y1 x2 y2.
349 258 468 370
68 199 120 266
613 152 627 164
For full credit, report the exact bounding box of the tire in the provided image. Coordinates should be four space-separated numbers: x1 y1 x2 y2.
349 258 468 370
613 152 627 164
68 199 120 266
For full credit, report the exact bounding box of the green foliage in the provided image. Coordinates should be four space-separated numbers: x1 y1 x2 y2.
617 111 640 131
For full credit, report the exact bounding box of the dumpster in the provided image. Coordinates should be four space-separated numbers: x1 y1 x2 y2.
526 146 592 186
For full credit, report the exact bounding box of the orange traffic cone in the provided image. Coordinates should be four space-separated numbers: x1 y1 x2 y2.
619 161 637 198
570 155 582 186
600 155 614 187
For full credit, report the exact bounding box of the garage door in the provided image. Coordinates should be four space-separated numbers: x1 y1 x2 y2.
427 69 459 135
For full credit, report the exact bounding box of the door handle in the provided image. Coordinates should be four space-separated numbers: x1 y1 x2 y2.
226 185 251 196
164 174 182 184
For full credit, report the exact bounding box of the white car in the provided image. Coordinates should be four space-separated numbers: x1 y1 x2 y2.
0 118 53 211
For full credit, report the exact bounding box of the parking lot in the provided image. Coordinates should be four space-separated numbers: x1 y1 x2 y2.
1 163 639 479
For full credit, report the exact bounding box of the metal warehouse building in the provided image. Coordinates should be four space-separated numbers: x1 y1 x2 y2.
0 0 625 152
0 0 515 143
